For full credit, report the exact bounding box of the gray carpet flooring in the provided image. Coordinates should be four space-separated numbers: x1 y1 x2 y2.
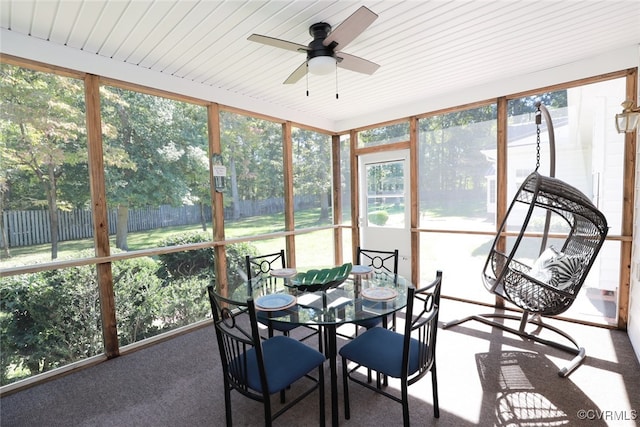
2 299 639 426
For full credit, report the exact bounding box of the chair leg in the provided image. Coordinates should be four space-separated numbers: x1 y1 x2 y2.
401 380 410 427
318 363 325 427
342 357 351 420
264 395 272 427
224 386 233 427
431 364 440 418
316 326 323 354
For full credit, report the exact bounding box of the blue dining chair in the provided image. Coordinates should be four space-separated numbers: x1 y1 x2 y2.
339 271 442 426
208 285 326 427
354 247 399 331
245 250 318 343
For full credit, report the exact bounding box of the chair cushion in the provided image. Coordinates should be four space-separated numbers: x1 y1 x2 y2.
528 247 584 291
234 335 325 394
547 254 584 290
257 308 300 332
354 299 385 328
339 327 420 378
528 247 558 283
354 316 383 329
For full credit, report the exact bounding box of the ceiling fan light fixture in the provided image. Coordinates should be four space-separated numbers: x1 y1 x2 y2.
308 56 336 75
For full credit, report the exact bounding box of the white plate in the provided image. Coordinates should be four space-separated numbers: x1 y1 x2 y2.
361 287 398 301
270 268 297 278
255 294 296 311
351 265 373 275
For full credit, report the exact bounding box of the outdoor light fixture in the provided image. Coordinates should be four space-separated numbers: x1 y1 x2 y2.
615 100 640 133
307 56 336 75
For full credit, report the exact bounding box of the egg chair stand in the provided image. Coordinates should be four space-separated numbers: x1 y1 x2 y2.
443 103 608 377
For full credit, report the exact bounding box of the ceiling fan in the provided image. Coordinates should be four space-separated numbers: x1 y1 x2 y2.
247 5 380 84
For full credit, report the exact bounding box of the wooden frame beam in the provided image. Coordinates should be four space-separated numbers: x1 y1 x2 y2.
85 74 118 358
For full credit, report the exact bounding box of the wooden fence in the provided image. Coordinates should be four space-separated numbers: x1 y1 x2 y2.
0 195 320 248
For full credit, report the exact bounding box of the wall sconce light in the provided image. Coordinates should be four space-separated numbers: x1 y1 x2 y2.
211 154 226 193
615 100 640 133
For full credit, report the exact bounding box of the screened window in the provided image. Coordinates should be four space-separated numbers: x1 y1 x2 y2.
1 64 88 266
220 111 284 238
358 122 409 148
418 104 498 231
292 127 333 229
100 86 210 252
340 134 352 224
417 104 497 304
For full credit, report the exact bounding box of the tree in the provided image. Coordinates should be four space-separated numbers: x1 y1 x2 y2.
417 105 497 216
0 64 87 259
359 122 409 146
100 87 208 249
171 103 210 230
220 112 284 220
508 91 568 116
292 128 332 222
0 128 12 258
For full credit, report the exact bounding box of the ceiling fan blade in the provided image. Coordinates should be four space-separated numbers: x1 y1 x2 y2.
323 6 378 51
284 62 308 84
248 34 309 52
336 52 379 75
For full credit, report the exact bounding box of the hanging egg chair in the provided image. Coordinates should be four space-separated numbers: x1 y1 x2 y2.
445 102 608 377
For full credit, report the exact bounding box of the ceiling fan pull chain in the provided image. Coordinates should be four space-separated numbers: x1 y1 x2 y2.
535 103 542 171
306 63 310 96
335 63 339 99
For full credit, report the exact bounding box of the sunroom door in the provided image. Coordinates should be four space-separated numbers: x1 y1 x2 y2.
359 150 411 277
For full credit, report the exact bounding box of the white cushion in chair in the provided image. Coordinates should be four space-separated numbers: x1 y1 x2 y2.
528 247 584 291
547 254 584 290
528 247 559 283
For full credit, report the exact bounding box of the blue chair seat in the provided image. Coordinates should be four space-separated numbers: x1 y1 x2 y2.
354 317 383 329
209 286 326 426
339 327 420 378
257 308 300 332
340 272 442 425
354 299 384 328
235 335 326 394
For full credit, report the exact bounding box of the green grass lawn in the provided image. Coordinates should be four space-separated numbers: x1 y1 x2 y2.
1 208 332 267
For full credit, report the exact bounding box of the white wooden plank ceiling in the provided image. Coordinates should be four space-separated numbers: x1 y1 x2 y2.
1 0 639 131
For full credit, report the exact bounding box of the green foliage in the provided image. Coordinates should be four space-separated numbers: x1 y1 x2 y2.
0 239 261 385
220 111 284 220
0 265 102 384
225 241 258 294
156 231 257 293
359 122 410 146
154 275 210 332
368 210 389 226
1 63 88 259
157 232 214 279
112 256 164 346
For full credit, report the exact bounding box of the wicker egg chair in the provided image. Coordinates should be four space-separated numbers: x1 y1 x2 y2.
444 102 608 377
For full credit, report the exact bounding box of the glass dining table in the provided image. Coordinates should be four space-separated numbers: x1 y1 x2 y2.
230 267 411 427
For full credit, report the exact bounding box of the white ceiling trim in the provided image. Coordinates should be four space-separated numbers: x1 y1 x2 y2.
337 45 640 131
2 29 637 133
0 29 334 131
